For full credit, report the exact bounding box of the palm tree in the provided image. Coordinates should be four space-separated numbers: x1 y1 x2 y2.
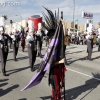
2 15 8 20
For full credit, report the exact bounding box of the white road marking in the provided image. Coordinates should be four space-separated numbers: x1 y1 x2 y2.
19 51 100 81
67 68 100 81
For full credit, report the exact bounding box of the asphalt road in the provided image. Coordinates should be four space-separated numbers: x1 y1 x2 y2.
0 43 100 100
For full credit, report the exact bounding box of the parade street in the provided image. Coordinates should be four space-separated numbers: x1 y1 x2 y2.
0 43 100 100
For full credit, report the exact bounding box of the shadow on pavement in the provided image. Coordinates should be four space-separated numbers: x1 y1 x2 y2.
63 73 100 100
66 47 77 50
7 63 40 75
0 84 19 97
66 56 86 65
7 66 30 75
66 50 85 55
18 98 27 100
0 83 8 87
7 56 29 61
34 63 40 68
92 56 100 60
0 79 9 87
40 73 100 100
17 56 29 61
21 50 28 52
0 79 9 82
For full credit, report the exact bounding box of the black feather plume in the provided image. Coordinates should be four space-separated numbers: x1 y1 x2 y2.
42 7 57 38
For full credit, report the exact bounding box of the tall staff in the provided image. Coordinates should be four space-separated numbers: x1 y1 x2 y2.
61 11 66 100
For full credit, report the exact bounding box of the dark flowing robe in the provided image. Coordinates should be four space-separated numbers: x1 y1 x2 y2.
21 21 65 91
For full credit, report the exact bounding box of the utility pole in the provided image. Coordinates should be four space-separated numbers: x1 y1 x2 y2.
73 0 75 34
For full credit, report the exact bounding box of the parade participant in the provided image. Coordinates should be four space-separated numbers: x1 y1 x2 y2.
26 20 37 71
71 34 75 44
21 7 67 100
93 32 97 45
20 28 26 52
64 34 69 52
79 34 84 45
76 34 79 45
97 30 100 51
0 17 12 76
11 29 20 61
44 30 49 46
8 29 13 49
9 33 13 49
86 28 93 61
36 22 45 58
24 22 28 36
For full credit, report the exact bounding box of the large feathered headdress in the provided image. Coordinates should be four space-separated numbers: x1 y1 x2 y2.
42 7 58 38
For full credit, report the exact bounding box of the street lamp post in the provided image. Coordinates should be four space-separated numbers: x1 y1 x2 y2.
67 0 75 34
16 15 22 29
73 0 75 34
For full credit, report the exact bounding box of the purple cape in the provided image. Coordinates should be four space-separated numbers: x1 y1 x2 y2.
21 21 64 91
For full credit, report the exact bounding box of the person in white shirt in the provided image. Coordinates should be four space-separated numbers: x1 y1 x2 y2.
11 29 20 61
26 20 37 71
0 26 12 76
36 23 45 58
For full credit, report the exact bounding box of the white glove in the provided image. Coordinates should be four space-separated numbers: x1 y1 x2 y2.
98 36 100 39
36 31 42 36
11 35 15 41
0 35 3 40
26 35 34 42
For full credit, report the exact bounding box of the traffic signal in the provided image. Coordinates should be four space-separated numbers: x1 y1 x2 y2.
86 23 89 27
61 11 63 19
10 20 13 24
86 23 89 32
75 24 78 29
71 22 74 28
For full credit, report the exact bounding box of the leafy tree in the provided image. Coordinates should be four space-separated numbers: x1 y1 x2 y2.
2 15 8 20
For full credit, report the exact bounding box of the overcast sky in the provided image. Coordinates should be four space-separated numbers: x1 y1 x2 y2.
0 0 100 25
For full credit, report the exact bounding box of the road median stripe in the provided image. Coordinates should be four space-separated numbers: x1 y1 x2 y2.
67 68 100 81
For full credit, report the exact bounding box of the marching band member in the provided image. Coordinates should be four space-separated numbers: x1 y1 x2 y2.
8 28 13 49
11 29 20 61
44 30 49 46
36 22 45 58
97 28 100 51
0 17 12 76
86 27 93 61
20 28 26 52
26 20 37 71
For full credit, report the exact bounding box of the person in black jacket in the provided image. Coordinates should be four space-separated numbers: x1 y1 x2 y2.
0 26 12 76
86 32 93 61
97 33 100 51
26 20 37 71
36 23 45 58
11 30 20 61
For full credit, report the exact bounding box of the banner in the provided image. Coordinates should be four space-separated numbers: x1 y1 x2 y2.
82 11 93 19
